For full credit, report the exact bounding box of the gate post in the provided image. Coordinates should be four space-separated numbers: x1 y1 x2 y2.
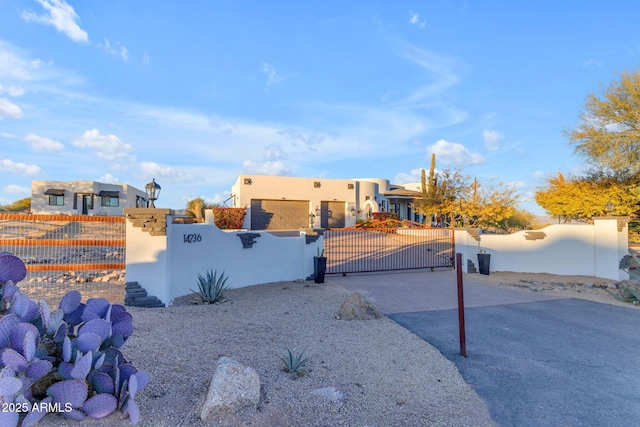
456 253 467 357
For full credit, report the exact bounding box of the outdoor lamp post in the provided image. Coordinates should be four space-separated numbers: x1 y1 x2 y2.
605 201 615 215
145 178 161 208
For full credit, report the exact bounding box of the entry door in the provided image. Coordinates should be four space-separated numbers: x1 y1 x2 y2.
320 201 345 228
82 195 91 215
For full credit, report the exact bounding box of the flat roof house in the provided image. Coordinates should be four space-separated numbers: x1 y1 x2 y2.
31 180 149 216
231 174 423 230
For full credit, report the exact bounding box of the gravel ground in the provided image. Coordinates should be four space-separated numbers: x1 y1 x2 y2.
468 271 640 308
34 280 494 427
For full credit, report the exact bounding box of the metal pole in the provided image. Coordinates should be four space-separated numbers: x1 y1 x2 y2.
456 253 467 357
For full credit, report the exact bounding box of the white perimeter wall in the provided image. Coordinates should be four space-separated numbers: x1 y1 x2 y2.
454 217 629 280
125 212 322 306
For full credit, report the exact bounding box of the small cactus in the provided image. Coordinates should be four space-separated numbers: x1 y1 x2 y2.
278 348 310 378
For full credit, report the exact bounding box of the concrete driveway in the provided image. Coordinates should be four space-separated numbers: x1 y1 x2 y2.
331 269 640 427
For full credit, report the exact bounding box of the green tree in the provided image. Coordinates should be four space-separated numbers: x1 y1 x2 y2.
185 197 216 222
567 68 640 176
0 197 31 212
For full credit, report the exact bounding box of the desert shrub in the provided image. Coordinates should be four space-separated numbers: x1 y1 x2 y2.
0 253 148 426
371 212 399 222
211 208 246 229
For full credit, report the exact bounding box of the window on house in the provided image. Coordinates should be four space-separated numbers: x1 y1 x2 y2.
44 189 65 206
99 191 120 207
314 181 321 188
101 196 119 207
48 195 64 206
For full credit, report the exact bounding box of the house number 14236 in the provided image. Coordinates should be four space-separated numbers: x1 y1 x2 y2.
183 233 202 243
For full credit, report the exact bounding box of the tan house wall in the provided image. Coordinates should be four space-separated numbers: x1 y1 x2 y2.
231 174 422 230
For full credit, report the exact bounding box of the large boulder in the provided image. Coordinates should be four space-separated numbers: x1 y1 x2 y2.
200 357 261 423
338 290 381 320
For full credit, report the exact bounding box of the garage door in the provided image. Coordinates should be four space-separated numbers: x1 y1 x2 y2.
250 199 309 230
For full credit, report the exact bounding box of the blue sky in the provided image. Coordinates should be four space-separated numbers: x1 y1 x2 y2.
1 1 639 214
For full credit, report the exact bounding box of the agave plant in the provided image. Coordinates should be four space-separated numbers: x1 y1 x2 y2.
278 348 309 378
623 252 640 281
607 284 640 305
191 270 229 304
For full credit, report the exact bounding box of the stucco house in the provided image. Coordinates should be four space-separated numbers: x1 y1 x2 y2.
31 180 149 216
230 174 423 230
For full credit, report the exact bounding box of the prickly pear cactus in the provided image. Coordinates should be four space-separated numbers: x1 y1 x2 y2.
0 254 148 426
0 252 27 286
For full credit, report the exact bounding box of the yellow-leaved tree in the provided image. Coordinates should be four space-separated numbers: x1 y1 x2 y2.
535 172 637 222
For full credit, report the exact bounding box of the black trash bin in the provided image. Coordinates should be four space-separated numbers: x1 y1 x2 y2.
314 256 327 283
477 253 491 275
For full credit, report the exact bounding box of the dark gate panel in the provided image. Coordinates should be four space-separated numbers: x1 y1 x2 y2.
250 199 309 230
324 227 454 274
320 201 345 229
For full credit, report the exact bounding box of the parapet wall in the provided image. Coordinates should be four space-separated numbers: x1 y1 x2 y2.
124 209 322 306
454 217 629 280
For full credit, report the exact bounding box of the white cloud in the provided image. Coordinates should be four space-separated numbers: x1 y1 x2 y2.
394 168 424 184
97 38 129 62
262 62 284 88
139 161 194 183
98 173 120 183
483 129 504 151
397 47 462 101
264 144 287 161
22 0 89 44
142 52 150 65
72 129 133 160
0 42 32 80
25 133 64 152
4 184 31 194
243 144 291 175
120 46 128 63
409 11 426 28
427 139 485 166
0 84 25 96
0 98 23 120
0 159 43 175
242 159 291 176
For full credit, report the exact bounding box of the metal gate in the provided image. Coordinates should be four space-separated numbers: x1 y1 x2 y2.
324 220 455 274
0 213 125 305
